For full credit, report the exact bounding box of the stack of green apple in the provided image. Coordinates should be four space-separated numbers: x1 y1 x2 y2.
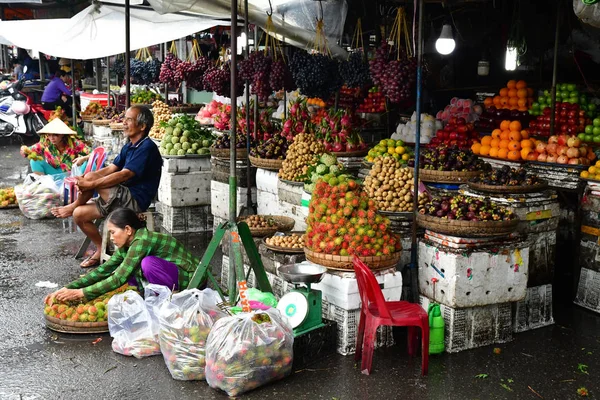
158 115 215 156
530 83 597 118
578 118 600 144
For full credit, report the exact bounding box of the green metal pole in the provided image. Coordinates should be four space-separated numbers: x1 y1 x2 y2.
229 0 239 302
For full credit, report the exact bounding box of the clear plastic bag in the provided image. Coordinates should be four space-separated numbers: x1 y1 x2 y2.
158 289 227 381
144 284 172 336
107 290 161 359
574 1 600 28
205 308 294 396
14 174 62 219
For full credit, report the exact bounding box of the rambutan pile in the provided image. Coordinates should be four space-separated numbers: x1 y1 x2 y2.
305 178 401 257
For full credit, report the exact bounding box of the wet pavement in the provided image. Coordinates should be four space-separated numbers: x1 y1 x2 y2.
1 140 599 400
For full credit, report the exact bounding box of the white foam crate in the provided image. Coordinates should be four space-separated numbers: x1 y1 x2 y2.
512 284 554 333
162 156 211 174
419 295 513 353
277 199 307 231
156 202 212 234
210 180 257 220
256 168 279 194
418 240 529 308
526 230 556 287
158 170 211 207
257 190 279 216
574 268 600 314
278 179 303 205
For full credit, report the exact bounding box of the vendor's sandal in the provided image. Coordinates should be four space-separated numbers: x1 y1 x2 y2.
80 257 100 268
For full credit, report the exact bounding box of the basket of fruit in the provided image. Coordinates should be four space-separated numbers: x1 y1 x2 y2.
238 215 295 237
210 131 254 159
278 133 326 183
43 285 137 334
210 147 247 160
249 155 283 171
468 166 548 194
417 145 491 184
92 119 111 126
263 232 305 253
0 187 18 209
109 123 124 131
417 194 518 237
304 247 401 271
158 115 214 157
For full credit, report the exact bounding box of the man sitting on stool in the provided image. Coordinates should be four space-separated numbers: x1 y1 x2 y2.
51 105 162 268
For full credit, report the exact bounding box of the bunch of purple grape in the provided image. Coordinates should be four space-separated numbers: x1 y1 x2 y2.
369 42 416 104
290 51 342 100
186 57 212 91
159 53 183 87
269 58 295 92
203 65 243 97
239 52 278 101
339 51 371 88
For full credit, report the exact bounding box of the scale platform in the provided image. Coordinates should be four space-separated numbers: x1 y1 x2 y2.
277 262 327 336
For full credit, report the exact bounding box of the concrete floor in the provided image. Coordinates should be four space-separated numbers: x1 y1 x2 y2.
1 139 599 400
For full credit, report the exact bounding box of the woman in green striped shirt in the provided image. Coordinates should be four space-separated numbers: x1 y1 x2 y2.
46 208 202 302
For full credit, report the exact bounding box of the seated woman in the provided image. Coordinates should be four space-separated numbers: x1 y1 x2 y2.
46 208 204 302
41 70 73 117
21 118 90 176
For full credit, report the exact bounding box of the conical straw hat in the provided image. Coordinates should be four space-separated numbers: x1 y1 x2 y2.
37 118 75 135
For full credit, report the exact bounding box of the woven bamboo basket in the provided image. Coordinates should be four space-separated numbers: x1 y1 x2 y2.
262 232 305 254
81 115 96 122
0 203 18 209
304 247 401 271
237 215 295 237
416 213 519 237
249 155 284 171
467 181 549 194
332 149 369 158
210 147 248 160
109 122 124 131
419 169 481 184
92 119 111 126
45 314 109 334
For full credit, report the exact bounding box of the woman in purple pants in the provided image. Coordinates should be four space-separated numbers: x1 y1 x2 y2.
47 208 203 302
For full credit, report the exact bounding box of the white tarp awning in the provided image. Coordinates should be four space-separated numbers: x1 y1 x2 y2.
0 4 221 59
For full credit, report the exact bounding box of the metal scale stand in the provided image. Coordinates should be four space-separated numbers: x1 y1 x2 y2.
277 263 327 336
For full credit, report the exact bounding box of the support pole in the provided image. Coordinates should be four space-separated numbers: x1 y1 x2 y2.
125 0 131 109
245 0 253 212
71 60 76 130
549 1 561 137
106 57 111 106
409 0 425 304
253 26 259 141
95 59 101 91
229 0 239 300
163 43 168 101
38 53 44 82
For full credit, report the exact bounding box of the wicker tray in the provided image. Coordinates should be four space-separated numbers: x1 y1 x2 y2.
92 119 111 126
45 314 109 334
332 149 369 158
210 147 248 159
467 181 549 194
416 213 519 238
249 155 284 171
237 215 295 237
0 203 18 210
109 123 124 130
262 232 305 254
419 169 481 184
304 247 401 271
81 116 96 122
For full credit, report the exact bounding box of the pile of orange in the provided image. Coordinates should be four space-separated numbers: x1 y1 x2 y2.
483 80 535 112
471 120 531 161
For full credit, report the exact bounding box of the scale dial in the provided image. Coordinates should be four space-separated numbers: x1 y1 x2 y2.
277 292 309 328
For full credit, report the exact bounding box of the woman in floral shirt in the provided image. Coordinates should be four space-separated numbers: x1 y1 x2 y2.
21 118 90 176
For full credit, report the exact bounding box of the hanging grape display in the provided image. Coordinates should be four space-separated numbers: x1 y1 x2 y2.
160 52 183 87
339 52 371 88
290 51 342 100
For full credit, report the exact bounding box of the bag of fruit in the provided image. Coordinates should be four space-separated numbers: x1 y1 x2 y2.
205 308 294 397
144 284 172 336
107 290 161 359
158 289 226 380
14 174 61 219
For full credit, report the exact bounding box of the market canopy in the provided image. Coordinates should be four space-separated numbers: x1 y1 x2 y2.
0 4 221 60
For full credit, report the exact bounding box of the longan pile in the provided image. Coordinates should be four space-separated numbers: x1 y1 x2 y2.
278 133 325 182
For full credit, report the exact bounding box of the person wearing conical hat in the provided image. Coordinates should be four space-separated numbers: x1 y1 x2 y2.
20 118 90 176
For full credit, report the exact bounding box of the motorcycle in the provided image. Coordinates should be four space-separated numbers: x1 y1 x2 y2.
0 66 46 140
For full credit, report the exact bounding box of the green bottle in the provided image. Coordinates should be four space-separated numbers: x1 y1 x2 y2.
427 303 445 354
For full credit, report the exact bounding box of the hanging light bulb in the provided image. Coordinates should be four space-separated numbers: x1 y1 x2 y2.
435 24 456 55
505 45 518 71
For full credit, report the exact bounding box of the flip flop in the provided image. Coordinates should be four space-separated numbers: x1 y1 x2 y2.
80 256 100 268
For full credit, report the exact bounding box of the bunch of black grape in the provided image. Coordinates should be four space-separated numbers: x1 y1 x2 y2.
369 41 416 103
113 58 125 76
186 57 212 91
290 51 342 100
130 59 161 85
269 58 295 92
339 51 371 88
159 53 183 87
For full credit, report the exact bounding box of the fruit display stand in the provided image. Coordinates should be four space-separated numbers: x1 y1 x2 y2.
277 179 308 231
478 155 523 170
210 156 256 188
92 128 128 164
92 119 112 138
256 168 280 216
155 201 213 234
210 180 256 223
575 190 600 315
524 162 586 191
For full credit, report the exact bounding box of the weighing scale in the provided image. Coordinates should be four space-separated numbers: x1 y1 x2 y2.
277 263 327 336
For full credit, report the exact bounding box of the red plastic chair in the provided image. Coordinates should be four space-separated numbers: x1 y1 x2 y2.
353 256 429 376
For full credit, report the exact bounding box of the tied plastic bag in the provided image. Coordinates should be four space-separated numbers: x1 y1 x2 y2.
107 290 161 359
144 284 172 336
14 174 61 219
205 308 294 397
158 289 226 381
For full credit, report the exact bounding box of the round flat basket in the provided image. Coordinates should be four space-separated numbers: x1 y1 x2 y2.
92 119 111 126
304 247 401 271
210 147 248 160
467 181 549 194
419 169 481 184
278 178 305 186
332 149 369 158
249 155 284 171
262 232 305 254
109 123 124 131
45 314 109 334
0 203 18 210
416 213 519 237
81 116 95 122
237 215 295 237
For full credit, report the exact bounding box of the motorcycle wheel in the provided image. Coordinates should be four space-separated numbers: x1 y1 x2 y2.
0 121 15 137
25 113 46 138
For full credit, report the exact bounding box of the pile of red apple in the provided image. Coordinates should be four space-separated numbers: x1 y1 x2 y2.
530 134 594 165
528 102 591 138
356 86 386 113
429 117 480 149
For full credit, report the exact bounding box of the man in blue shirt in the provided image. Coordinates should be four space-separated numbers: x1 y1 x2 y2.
41 70 73 117
51 105 162 268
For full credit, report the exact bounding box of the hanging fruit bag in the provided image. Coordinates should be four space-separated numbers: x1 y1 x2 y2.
205 308 294 397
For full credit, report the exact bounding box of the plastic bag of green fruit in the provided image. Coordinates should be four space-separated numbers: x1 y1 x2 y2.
205 308 293 397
